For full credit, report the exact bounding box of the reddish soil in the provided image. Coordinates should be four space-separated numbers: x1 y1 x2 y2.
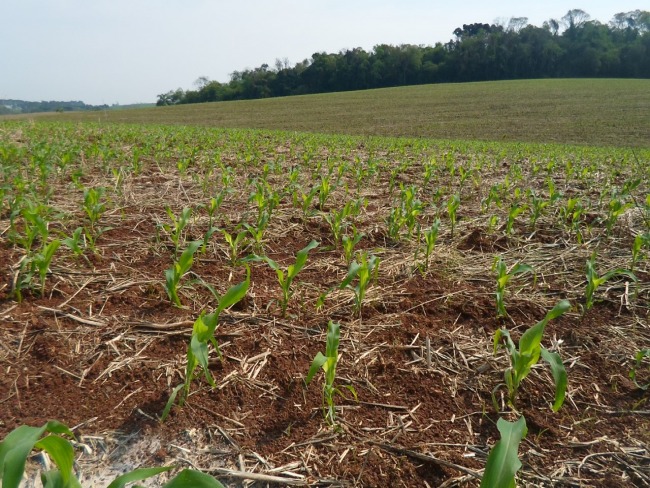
1 123 649 487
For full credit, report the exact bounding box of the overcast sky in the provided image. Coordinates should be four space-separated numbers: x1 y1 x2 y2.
1 1 644 105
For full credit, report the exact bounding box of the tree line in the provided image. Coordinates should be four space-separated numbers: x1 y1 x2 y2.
0 99 111 115
157 9 650 106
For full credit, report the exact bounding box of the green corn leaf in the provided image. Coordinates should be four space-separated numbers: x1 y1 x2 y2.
161 384 184 422
305 352 327 385
480 416 527 488
510 263 533 276
216 265 250 316
340 261 362 289
540 347 567 411
600 269 637 285
199 312 218 339
544 300 572 321
291 240 319 278
41 239 61 264
178 241 201 274
162 469 225 488
40 470 83 488
190 335 214 387
261 256 280 271
517 321 544 375
0 421 75 488
34 435 75 485
107 466 173 488
325 321 341 359
629 349 650 390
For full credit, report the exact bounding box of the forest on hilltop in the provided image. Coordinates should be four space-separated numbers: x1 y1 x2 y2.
157 9 650 106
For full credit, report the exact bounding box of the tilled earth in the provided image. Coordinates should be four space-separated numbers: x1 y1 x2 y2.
1 122 649 487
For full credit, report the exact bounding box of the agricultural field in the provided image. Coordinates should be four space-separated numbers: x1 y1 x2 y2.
9 79 650 148
0 120 649 487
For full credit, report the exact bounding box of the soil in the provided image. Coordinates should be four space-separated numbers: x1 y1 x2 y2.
1 123 649 487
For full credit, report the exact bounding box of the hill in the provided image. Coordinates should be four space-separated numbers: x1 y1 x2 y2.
5 79 649 147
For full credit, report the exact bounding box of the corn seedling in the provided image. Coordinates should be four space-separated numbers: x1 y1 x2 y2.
62 226 85 257
457 164 472 194
447 194 460 237
401 185 423 237
0 421 225 488
33 239 61 297
493 300 571 411
305 321 356 425
342 227 363 265
243 215 269 255
221 226 249 265
294 185 319 219
631 233 649 270
163 206 192 257
323 199 361 246
18 201 49 253
14 239 61 301
584 253 636 312
340 252 380 317
163 267 250 418
386 205 405 241
629 349 650 390
494 257 533 318
604 197 631 235
249 240 319 317
505 201 526 236
164 240 201 307
318 175 332 210
421 218 441 271
199 197 223 254
480 416 528 488
82 187 106 232
528 191 549 229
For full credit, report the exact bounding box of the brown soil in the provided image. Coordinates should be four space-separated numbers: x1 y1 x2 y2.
1 123 649 487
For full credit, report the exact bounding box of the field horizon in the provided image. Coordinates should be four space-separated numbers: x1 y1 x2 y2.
5 78 649 148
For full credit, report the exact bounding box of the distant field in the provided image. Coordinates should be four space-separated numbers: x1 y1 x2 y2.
6 79 650 147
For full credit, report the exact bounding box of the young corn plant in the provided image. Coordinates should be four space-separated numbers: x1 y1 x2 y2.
528 190 550 229
340 252 380 317
82 187 107 233
305 321 356 426
505 201 526 236
421 218 441 272
294 185 319 220
399 185 423 238
604 197 631 235
493 300 571 412
162 267 250 419
200 195 224 253
0 420 226 488
447 194 460 237
342 227 363 266
494 257 533 319
480 416 528 488
249 240 319 317
62 227 85 257
33 239 61 297
163 206 192 257
631 232 649 271
629 349 650 390
584 253 636 312
322 199 361 246
164 241 201 307
222 226 250 265
18 201 49 253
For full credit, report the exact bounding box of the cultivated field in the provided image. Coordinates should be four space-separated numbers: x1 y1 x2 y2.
0 118 648 487
8 79 650 148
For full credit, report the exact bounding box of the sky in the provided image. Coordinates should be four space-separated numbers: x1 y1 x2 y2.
1 1 645 105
